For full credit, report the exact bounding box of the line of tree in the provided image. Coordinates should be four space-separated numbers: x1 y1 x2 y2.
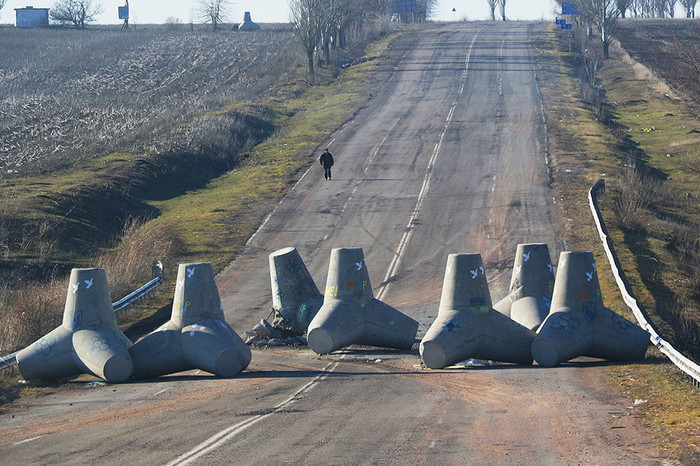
555 0 697 59
555 1 620 59
562 0 697 19
289 0 437 75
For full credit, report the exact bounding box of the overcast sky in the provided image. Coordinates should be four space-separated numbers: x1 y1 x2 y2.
1 1 558 24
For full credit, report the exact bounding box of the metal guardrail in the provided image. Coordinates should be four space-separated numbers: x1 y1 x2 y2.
0 351 19 371
589 180 700 388
0 261 164 372
113 261 164 313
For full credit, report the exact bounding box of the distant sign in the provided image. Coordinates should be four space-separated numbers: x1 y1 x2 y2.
555 18 564 25
118 6 129 20
562 23 572 30
562 2 580 15
392 0 417 14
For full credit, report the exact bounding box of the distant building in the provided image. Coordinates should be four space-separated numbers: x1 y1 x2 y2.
15 6 50 28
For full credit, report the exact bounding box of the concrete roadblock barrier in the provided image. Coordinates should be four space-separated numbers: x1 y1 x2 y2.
129 262 251 378
532 251 650 367
420 254 536 369
307 248 418 354
269 247 324 334
493 243 555 330
16 268 134 383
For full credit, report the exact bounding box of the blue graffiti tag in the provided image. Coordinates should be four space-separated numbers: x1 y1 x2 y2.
550 314 580 334
34 336 57 356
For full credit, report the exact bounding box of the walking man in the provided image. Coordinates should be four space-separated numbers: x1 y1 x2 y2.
319 148 334 180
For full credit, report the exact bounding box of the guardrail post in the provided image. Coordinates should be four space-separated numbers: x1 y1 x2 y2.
152 260 163 280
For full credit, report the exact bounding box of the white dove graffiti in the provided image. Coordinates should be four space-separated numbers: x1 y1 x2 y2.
84 278 94 289
470 269 479 279
72 283 79 294
523 251 531 262
187 267 196 278
586 272 594 282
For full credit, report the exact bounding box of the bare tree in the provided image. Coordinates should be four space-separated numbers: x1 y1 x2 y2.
416 0 438 20
0 0 7 11
50 0 102 28
487 0 497 20
616 0 633 16
289 0 324 75
319 0 344 65
666 0 677 17
680 0 697 16
198 0 231 30
653 0 675 15
498 0 507 20
579 0 620 59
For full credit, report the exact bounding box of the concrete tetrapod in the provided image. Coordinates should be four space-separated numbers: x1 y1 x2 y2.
493 243 555 330
269 247 323 334
532 251 650 367
420 254 536 369
129 263 251 378
307 248 419 355
238 11 261 31
16 268 133 383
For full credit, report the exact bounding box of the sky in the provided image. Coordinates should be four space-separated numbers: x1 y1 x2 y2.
1 1 559 25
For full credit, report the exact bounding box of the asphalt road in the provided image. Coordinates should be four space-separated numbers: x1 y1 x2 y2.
0 22 668 464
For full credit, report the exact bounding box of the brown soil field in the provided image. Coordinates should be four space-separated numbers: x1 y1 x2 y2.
616 19 700 106
0 25 301 175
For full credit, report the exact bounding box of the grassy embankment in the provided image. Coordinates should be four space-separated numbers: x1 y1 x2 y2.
533 23 699 462
0 33 398 400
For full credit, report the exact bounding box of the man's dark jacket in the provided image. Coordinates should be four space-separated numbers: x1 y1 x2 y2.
320 151 334 168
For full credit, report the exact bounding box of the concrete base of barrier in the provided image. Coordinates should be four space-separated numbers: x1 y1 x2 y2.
307 248 418 355
421 310 536 368
130 263 251 378
16 268 134 383
420 254 535 369
532 252 650 366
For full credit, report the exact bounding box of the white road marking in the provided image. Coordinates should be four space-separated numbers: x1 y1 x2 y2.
376 28 483 301
165 362 340 465
153 387 173 397
532 61 551 172
12 435 45 447
498 38 505 96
